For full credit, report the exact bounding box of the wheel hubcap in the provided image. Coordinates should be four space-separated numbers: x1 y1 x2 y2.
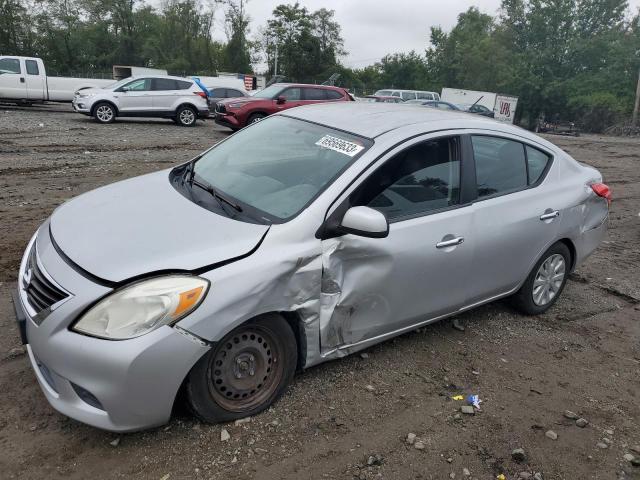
251 116 263 123
208 326 282 412
180 109 195 124
532 253 566 306
97 106 112 121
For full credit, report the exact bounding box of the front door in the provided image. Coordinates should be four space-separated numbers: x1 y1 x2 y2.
274 87 304 111
0 57 26 100
319 135 474 352
114 78 152 113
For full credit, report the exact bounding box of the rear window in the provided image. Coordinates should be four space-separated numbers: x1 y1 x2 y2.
209 88 225 97
152 78 178 91
526 146 551 184
226 88 244 98
176 80 192 90
304 88 327 100
25 60 39 75
326 90 343 100
193 116 372 221
401 91 415 100
472 136 527 198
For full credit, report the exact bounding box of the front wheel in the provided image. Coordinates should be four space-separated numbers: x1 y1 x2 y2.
185 314 297 423
176 105 197 127
247 113 266 125
93 102 116 124
510 242 571 315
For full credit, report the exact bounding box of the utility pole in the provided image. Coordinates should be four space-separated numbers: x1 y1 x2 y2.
633 67 640 127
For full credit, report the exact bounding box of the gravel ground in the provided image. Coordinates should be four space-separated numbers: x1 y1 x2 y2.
0 105 639 480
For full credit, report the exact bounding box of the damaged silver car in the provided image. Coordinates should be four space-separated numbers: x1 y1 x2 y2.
13 103 610 431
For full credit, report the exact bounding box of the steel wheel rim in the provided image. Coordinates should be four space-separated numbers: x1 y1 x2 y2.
97 106 113 122
180 109 195 125
207 325 283 412
532 253 566 306
250 116 263 124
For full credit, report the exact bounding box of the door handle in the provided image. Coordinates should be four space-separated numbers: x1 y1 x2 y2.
436 237 464 249
20 77 25 83
539 210 560 221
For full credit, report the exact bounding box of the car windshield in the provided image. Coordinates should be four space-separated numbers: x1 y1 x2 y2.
192 116 372 221
251 84 285 99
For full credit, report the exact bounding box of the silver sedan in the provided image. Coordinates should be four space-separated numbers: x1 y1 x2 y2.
14 103 610 431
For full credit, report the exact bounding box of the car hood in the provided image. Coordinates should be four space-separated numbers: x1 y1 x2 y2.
49 170 269 283
75 87 105 96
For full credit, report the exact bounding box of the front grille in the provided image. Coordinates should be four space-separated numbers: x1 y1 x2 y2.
24 246 68 315
215 103 226 114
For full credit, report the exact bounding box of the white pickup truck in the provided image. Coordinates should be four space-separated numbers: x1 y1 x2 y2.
0 56 114 104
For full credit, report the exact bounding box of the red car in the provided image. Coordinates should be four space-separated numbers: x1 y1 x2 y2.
214 83 353 130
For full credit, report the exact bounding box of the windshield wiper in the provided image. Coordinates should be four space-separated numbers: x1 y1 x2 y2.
190 176 243 213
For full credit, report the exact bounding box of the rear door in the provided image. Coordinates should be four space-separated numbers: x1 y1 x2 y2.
151 78 180 113
466 133 557 304
0 57 26 99
24 59 45 100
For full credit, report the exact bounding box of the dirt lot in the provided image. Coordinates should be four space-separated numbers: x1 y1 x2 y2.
0 105 639 480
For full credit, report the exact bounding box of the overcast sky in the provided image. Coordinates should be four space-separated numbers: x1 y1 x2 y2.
210 0 640 70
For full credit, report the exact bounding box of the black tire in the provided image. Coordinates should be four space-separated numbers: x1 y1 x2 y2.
185 314 297 423
93 102 116 124
176 105 197 127
510 242 571 315
247 113 266 125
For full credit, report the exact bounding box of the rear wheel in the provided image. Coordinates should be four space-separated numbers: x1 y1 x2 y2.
510 242 571 315
185 314 297 423
93 102 116 124
176 105 197 127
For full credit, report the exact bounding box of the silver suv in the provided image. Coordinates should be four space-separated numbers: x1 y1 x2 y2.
72 75 210 126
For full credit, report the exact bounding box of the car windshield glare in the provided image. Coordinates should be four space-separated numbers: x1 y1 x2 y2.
193 116 371 221
251 85 285 99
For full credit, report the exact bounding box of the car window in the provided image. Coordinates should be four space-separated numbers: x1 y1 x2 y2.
25 60 39 75
152 78 178 91
176 80 192 90
472 136 527 198
281 87 301 100
326 90 343 100
209 88 225 97
351 137 461 221
375 90 392 96
226 88 244 98
416 92 434 100
437 103 451 110
0 58 21 74
526 146 551 184
304 88 327 100
401 91 416 101
123 78 150 91
193 116 372 221
391 91 400 97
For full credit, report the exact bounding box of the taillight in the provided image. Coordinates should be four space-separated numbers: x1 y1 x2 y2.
590 183 611 204
194 91 207 98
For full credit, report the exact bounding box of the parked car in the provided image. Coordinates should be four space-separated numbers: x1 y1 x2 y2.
13 103 610 432
0 55 113 103
374 89 440 102
205 86 248 107
72 75 210 126
214 83 352 130
459 103 495 118
361 95 403 103
405 100 460 111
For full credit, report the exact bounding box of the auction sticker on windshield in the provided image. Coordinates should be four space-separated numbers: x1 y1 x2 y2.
315 135 365 157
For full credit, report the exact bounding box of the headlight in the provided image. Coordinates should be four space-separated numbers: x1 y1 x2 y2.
228 102 247 108
72 275 209 340
79 93 96 98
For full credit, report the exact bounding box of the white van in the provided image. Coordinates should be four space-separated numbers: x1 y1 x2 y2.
374 89 440 102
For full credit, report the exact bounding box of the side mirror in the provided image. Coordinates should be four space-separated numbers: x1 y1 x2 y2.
339 206 389 238
276 96 286 104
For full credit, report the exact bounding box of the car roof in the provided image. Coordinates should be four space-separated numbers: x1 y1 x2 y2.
271 82 343 90
127 74 194 82
282 102 521 139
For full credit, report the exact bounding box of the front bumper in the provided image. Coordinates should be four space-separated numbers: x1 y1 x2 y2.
72 98 92 115
214 113 241 129
16 225 210 432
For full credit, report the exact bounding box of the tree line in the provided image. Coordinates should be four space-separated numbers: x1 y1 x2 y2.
1 0 639 130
